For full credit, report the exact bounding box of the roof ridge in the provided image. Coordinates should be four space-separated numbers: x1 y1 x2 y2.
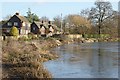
15 15 29 23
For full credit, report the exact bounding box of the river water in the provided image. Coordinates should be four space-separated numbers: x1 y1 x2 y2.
44 42 119 78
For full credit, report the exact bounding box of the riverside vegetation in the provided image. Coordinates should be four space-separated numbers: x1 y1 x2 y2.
2 37 60 79
2 33 79 79
2 33 119 79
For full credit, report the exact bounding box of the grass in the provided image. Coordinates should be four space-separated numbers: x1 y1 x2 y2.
83 34 111 39
2 39 60 79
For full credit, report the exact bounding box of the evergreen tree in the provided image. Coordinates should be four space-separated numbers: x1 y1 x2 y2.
26 8 39 23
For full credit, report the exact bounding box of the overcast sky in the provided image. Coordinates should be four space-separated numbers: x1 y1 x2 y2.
0 0 119 21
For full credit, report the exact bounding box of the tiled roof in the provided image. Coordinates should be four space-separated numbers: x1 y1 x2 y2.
43 22 49 28
52 24 60 31
16 15 29 23
34 22 41 28
33 21 60 31
33 21 49 29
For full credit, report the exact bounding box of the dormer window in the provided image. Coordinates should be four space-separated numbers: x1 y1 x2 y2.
7 22 12 26
14 22 18 26
49 26 54 32
40 26 45 34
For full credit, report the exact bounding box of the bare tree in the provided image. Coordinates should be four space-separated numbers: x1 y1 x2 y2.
64 14 91 34
101 11 118 37
3 14 12 20
53 15 61 28
80 8 90 18
40 16 49 22
88 0 113 35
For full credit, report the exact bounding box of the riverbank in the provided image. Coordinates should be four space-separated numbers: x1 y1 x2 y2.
2 36 119 79
2 38 60 79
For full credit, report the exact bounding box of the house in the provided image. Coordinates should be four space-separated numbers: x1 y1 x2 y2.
2 12 30 35
31 22 42 34
31 21 59 37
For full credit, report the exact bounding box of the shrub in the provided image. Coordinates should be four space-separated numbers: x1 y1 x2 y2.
18 36 29 41
10 26 19 37
83 34 110 38
28 33 38 40
28 33 34 39
93 34 98 38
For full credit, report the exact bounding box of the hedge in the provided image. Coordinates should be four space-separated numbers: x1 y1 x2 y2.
83 34 110 38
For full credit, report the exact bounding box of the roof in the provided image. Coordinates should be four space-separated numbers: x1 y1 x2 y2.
43 22 49 28
33 21 59 30
34 22 41 28
52 24 60 31
15 15 29 23
33 21 49 28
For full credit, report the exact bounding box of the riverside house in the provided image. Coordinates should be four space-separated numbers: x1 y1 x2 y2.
2 13 30 35
31 21 59 37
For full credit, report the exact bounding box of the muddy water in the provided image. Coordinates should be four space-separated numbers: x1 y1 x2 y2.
44 42 119 78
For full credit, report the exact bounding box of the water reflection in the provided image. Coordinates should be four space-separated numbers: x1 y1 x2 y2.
44 42 118 78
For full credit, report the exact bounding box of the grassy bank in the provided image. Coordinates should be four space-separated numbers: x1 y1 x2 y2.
2 38 60 79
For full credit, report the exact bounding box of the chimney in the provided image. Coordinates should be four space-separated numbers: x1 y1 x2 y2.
48 21 51 24
42 20 43 23
15 12 19 15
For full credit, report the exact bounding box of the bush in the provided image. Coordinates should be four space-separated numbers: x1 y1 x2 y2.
93 34 98 38
10 26 19 37
28 33 38 40
18 36 29 41
83 34 110 38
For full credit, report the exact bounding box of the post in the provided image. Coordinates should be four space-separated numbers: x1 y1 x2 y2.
3 35 6 41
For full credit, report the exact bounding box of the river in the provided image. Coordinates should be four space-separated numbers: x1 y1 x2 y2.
44 42 119 78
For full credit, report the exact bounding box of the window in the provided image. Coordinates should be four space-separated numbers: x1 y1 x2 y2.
14 22 18 26
7 22 12 26
22 22 25 26
6 29 10 32
49 26 54 32
33 27 36 30
40 26 45 34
